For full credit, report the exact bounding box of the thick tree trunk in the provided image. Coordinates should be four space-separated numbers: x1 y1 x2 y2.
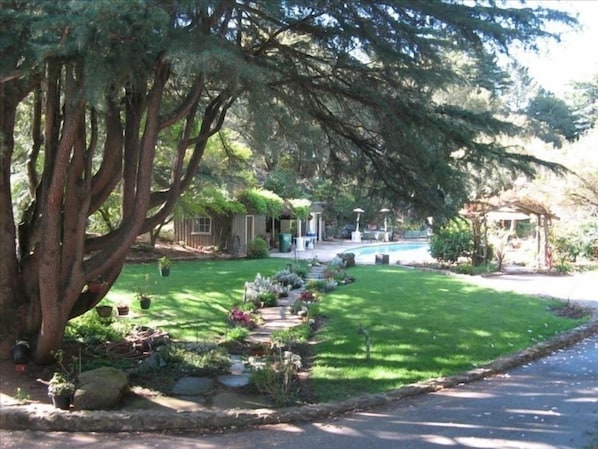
1 54 228 364
34 304 68 365
0 81 23 351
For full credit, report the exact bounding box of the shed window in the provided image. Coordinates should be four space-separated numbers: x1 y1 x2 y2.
192 216 212 235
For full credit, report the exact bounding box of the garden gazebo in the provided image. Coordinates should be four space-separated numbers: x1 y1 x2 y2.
461 198 558 269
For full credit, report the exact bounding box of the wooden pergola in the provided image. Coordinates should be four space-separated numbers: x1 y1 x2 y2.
461 199 558 269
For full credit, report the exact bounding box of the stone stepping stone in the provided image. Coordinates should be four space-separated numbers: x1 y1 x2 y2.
217 374 251 388
305 266 327 279
246 332 272 344
229 355 246 375
172 377 214 396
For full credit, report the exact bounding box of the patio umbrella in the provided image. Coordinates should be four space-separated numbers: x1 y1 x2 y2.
353 208 364 232
380 208 390 232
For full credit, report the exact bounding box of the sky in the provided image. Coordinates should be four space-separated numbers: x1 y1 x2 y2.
520 0 598 95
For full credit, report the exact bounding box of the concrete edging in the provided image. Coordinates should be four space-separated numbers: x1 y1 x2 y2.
2 317 597 434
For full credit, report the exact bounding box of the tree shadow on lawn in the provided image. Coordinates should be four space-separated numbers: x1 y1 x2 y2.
309 268 589 402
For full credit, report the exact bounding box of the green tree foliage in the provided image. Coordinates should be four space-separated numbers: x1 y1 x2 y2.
0 0 574 362
526 90 579 147
263 169 306 200
550 220 598 269
237 188 284 217
171 132 252 243
570 73 598 133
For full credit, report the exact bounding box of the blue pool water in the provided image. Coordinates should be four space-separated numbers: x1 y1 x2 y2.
344 242 428 257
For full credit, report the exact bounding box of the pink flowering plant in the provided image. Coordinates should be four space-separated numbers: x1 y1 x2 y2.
228 308 257 329
299 290 317 302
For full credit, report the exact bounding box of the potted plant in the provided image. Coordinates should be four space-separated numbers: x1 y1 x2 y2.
158 256 171 277
87 275 107 293
135 273 152 309
95 304 113 318
10 340 30 372
136 289 152 310
47 372 76 410
116 303 130 316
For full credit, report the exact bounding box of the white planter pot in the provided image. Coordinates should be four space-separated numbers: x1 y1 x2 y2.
295 237 305 251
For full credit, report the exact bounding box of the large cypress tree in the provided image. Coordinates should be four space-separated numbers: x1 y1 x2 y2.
0 0 573 362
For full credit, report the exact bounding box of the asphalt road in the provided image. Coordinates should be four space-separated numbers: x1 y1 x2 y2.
1 272 597 449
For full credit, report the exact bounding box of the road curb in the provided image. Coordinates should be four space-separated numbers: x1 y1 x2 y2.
2 317 597 434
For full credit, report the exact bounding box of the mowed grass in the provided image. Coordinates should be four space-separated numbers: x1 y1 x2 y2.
102 260 587 402
311 265 587 401
105 258 288 341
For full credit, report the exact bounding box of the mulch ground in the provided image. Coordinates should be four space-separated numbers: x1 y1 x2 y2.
126 241 230 263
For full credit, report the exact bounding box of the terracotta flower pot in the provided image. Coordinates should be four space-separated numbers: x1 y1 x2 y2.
87 282 105 293
117 305 129 316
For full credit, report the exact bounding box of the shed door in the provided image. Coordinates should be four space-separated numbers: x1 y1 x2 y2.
245 215 255 244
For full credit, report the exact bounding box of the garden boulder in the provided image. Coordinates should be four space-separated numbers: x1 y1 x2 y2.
74 367 129 410
337 252 355 268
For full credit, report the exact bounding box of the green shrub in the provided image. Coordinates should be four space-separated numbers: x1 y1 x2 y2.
246 237 269 259
554 260 574 273
553 233 583 263
273 269 304 289
292 262 308 279
453 263 475 275
223 326 250 342
576 221 598 260
429 221 473 263
271 324 311 349
259 291 278 307
64 310 131 346
306 302 321 319
158 344 231 376
551 220 598 265
306 279 327 292
249 349 302 407
234 301 257 313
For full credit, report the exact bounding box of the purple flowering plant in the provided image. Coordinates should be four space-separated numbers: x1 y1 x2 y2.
228 308 256 328
299 290 317 302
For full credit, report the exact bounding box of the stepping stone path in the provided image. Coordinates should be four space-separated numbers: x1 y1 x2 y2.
304 264 327 281
217 355 251 388
246 263 325 345
170 264 325 409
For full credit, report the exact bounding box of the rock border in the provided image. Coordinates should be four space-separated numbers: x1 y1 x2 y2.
2 315 597 434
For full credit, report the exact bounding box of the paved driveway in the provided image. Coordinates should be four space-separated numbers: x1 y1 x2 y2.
463 271 598 310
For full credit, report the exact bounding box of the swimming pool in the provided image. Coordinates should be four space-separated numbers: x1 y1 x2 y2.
345 242 426 255
343 241 430 263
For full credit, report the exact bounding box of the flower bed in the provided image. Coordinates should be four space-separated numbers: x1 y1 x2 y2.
228 308 257 329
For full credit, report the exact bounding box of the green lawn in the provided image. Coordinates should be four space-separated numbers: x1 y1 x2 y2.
104 258 288 341
311 265 587 401
99 259 587 402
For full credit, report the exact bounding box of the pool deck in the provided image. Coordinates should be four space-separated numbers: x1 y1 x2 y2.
269 238 432 265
